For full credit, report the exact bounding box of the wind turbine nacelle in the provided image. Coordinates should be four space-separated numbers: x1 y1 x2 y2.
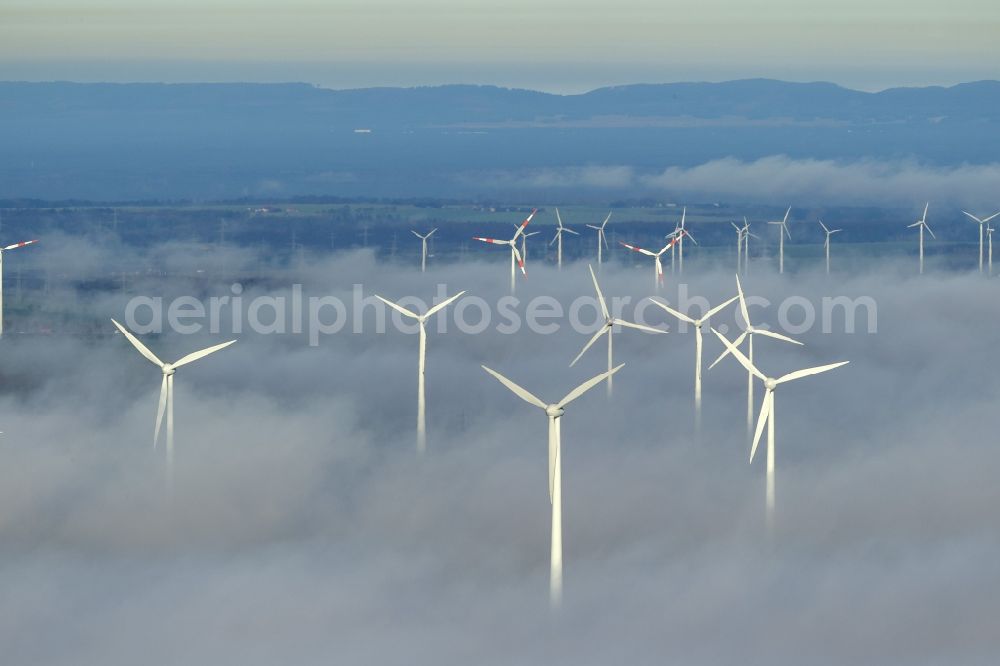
545 405 566 418
764 378 777 391
162 364 176 376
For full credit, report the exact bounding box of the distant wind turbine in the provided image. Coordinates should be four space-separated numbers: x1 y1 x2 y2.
375 290 465 454
709 275 802 435
740 218 760 276
620 237 678 291
0 239 38 336
767 207 791 274
818 221 843 275
473 209 536 293
987 224 995 277
712 327 847 529
907 203 934 274
961 210 1000 274
732 222 744 275
585 212 612 268
650 294 738 426
411 228 437 273
481 363 624 608
520 229 541 264
674 208 696 275
570 265 663 396
551 208 579 269
111 319 236 488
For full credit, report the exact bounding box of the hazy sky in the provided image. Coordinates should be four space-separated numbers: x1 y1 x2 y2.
2 0 999 91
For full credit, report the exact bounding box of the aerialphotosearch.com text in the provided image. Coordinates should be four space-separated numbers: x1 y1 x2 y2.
123 283 878 346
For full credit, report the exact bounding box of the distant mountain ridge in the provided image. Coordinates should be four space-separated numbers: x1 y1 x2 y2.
2 79 999 200
4 79 1000 126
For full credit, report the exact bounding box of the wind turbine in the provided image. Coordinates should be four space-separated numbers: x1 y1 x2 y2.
961 210 1000 274
988 224 995 277
732 222 744 275
818 221 843 275
650 294 738 426
767 207 791 274
585 212 612 268
411 228 437 273
473 209 536 293
0 239 38 336
111 319 236 488
906 203 935 274
709 275 802 435
520 229 541 264
674 208 696 275
740 218 759 276
375 290 465 454
570 265 664 396
620 237 678 290
551 208 579 269
481 363 624 608
711 328 847 529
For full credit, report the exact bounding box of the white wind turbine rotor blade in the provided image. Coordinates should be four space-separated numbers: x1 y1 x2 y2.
649 298 696 325
961 211 983 224
375 295 420 320
2 239 38 251
511 208 536 242
710 327 766 381
585 224 601 231
550 230 560 245
749 390 773 463
907 222 922 228
775 360 849 385
411 230 424 239
570 326 609 367
981 212 1000 223
556 208 563 228
754 328 803 346
703 295 739 321
153 374 168 448
426 228 438 238
557 364 625 409
601 229 609 249
111 319 165 368
830 229 843 234
511 245 526 275
921 202 929 224
708 330 748 370
819 220 830 234
473 236 506 245
424 290 466 319
612 318 665 335
924 223 936 239
589 264 609 320
564 227 579 235
172 339 237 369
481 366 547 410
735 274 751 327
620 242 655 257
600 212 612 229
683 230 698 245
548 419 558 503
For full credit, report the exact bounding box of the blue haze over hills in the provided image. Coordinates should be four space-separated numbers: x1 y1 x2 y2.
2 79 1000 201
